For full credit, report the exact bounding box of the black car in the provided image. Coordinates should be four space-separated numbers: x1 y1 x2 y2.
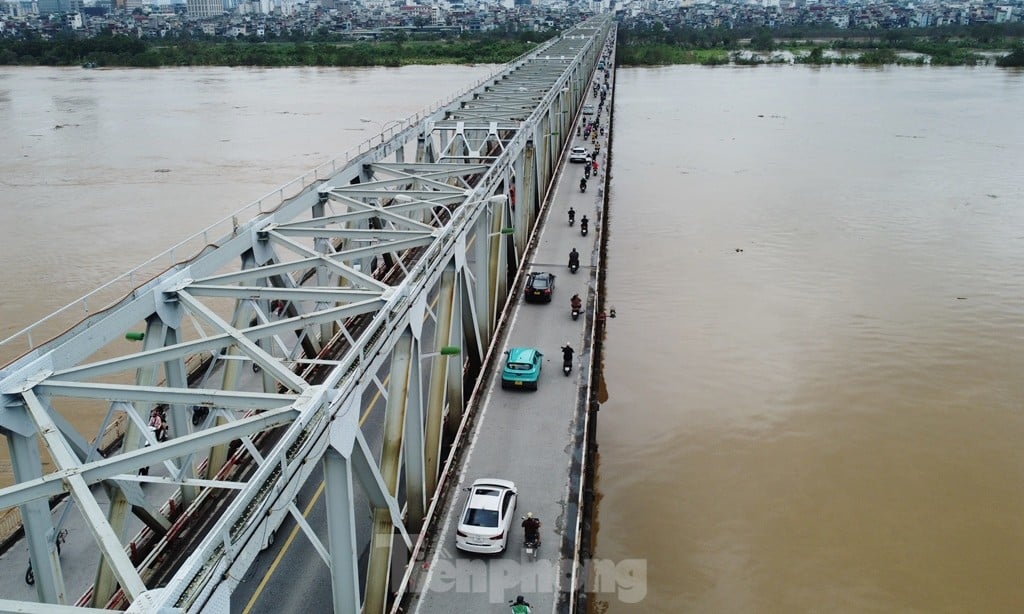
525 271 555 303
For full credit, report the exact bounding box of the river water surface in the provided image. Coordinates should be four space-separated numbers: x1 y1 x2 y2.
2 64 1023 612
596 65 1024 613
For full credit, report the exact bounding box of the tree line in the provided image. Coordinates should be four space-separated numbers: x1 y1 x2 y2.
2 25 1022 68
0 31 549 67
616 22 1024 67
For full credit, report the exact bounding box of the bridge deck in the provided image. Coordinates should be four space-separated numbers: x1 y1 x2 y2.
405 43 615 614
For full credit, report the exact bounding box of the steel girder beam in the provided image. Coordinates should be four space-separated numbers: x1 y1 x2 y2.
22 389 148 602
364 329 416 614
471 206 494 347
448 264 475 442
93 314 165 607
516 140 537 256
162 326 199 506
0 600 111 614
5 417 64 605
488 196 512 329
0 406 299 509
325 405 414 614
313 198 335 344
323 423 361 614
34 382 296 409
423 265 458 509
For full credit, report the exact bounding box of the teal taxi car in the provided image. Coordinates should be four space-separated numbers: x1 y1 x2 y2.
501 347 543 390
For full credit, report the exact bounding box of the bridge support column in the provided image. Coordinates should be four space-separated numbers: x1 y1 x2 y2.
323 431 361 614
515 144 536 257
416 132 437 164
446 269 472 443
487 196 510 329
5 410 66 605
471 207 492 343
313 196 335 344
403 320 426 532
542 114 556 187
93 313 164 606
364 330 415 613
424 265 457 505
163 326 198 505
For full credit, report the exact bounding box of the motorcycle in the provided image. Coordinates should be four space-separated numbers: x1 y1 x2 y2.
571 296 583 321
584 165 591 179
561 345 574 376
524 534 540 560
579 178 587 193
25 528 68 586
569 261 579 274
580 219 589 237
568 209 575 226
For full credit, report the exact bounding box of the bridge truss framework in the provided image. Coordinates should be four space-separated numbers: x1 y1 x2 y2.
0 17 612 614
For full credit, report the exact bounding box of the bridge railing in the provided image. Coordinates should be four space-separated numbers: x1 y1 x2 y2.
0 58 541 369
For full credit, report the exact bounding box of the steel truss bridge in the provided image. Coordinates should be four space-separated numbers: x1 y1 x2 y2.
0 16 612 614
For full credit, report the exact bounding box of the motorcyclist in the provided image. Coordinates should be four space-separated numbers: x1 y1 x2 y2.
522 513 541 545
571 294 583 312
568 248 580 268
580 176 587 192
584 164 591 179
568 207 575 225
510 595 532 614
561 343 575 364
580 215 589 232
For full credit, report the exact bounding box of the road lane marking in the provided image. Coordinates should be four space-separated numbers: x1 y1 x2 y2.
242 288 444 612
240 386 383 614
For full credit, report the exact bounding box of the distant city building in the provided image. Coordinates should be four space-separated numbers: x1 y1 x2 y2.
187 0 223 18
36 0 61 14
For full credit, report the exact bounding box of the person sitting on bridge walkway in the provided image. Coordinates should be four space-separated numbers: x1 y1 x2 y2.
148 409 167 442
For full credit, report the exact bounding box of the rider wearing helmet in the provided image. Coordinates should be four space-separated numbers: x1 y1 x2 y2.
522 512 541 545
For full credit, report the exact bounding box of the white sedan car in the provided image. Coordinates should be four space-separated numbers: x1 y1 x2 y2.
569 146 589 163
455 478 518 554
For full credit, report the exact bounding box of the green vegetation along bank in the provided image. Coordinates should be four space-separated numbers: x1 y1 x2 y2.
3 25 1023 68
0 32 549 67
616 23 1024 67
